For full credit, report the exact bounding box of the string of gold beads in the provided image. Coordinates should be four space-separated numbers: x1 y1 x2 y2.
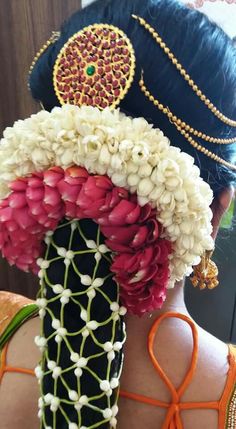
132 14 236 128
139 77 236 172
175 125 236 172
139 77 235 145
28 31 61 87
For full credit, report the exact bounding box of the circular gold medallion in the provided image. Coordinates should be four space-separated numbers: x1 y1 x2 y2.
53 24 136 109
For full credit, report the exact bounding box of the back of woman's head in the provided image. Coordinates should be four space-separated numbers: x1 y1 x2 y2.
29 0 236 195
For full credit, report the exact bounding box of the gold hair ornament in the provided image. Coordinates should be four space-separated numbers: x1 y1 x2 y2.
140 74 234 145
190 250 219 290
139 73 236 172
28 31 61 89
132 14 236 128
53 24 136 109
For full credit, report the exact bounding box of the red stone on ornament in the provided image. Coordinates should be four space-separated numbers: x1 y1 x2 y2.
102 41 109 49
124 65 130 73
114 89 120 97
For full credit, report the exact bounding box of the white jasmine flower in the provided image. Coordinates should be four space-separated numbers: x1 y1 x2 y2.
57 247 67 257
36 298 47 309
113 342 123 351
87 321 98 330
52 284 64 294
39 309 46 319
85 240 96 249
47 360 57 370
110 417 118 427
100 380 110 392
57 327 67 337
80 275 92 286
98 144 111 165
137 177 154 197
94 252 101 262
35 365 43 380
103 342 113 352
74 367 83 378
66 250 74 260
69 423 79 429
87 288 96 299
78 395 88 405
60 295 70 304
138 163 153 177
51 319 61 330
110 302 119 312
98 244 109 253
119 307 127 316
92 278 104 287
127 173 140 187
50 397 60 412
82 329 89 338
80 309 88 322
107 351 115 361
76 357 88 368
103 408 113 419
68 390 79 402
52 366 62 379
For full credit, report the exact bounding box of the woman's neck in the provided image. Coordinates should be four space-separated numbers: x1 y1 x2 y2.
125 281 190 328
158 281 189 314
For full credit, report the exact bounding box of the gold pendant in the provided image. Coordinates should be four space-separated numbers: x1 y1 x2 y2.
190 251 219 290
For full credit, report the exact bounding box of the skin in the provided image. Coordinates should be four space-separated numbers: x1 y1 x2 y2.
118 187 235 429
0 188 234 429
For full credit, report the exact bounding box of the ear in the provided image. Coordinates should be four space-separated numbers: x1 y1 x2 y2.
211 186 235 240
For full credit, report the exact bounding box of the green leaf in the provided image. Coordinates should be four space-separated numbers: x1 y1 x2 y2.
0 304 38 350
220 199 235 229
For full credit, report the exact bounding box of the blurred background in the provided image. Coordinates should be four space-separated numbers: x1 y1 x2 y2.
0 0 235 343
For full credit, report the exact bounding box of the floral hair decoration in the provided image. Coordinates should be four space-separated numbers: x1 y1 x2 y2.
0 105 214 314
0 16 219 429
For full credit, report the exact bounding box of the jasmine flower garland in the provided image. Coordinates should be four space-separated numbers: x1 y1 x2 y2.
0 105 214 287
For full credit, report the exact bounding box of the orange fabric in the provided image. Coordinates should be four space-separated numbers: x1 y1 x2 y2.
218 345 236 428
0 291 33 336
0 292 36 383
0 342 35 383
120 312 236 429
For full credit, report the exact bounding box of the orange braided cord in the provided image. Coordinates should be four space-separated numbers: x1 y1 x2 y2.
0 342 35 384
120 312 221 429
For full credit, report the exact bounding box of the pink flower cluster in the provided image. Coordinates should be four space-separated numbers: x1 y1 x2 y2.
0 166 172 315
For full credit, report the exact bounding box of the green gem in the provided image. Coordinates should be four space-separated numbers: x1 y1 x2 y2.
86 65 96 76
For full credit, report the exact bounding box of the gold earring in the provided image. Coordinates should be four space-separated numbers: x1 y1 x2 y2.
190 250 219 290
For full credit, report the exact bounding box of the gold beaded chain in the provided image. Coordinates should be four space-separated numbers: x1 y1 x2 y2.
140 75 235 145
28 31 61 88
132 14 236 128
140 74 236 172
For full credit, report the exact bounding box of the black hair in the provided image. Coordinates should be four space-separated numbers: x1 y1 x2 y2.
29 0 236 195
